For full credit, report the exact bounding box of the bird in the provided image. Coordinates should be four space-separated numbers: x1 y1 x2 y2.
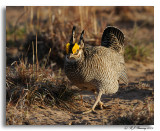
64 26 128 113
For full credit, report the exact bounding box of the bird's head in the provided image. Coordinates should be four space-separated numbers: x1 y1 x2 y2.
65 26 84 62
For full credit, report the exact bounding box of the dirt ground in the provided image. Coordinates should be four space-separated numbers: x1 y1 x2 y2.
6 61 154 125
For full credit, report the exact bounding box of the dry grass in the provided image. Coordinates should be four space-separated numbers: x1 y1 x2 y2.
6 56 81 111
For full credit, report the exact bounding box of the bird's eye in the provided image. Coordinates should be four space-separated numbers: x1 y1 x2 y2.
74 49 79 55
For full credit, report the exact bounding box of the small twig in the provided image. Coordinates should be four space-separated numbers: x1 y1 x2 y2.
44 48 51 68
36 33 39 79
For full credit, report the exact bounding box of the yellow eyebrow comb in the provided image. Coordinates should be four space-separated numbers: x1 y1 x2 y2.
66 43 70 54
72 43 79 54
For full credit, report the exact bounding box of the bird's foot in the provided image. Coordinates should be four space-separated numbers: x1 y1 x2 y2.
82 109 97 114
98 101 106 110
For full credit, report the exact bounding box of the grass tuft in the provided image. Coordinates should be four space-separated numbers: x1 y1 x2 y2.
6 58 79 111
124 44 151 62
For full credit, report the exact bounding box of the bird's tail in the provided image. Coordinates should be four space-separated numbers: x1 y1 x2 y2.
101 26 125 54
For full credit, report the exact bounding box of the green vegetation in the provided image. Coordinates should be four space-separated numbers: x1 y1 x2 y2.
125 44 151 61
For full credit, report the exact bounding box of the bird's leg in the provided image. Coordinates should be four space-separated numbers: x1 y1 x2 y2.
80 95 84 106
82 91 103 114
92 91 103 110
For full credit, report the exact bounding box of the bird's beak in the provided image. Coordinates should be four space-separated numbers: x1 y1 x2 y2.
67 53 76 60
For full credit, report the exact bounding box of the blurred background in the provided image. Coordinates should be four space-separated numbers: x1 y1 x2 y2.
6 6 154 69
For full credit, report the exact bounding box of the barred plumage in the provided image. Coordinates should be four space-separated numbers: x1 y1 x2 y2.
64 26 128 113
